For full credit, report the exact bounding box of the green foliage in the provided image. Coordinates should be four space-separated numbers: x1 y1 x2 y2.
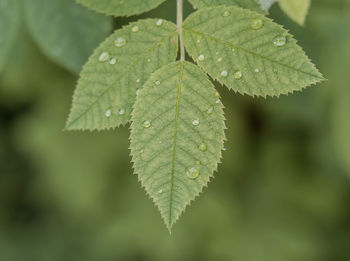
183 6 323 97
77 0 167 17
24 0 112 74
0 0 20 71
130 61 225 230
279 0 311 26
63 0 324 229
188 0 264 13
66 19 178 130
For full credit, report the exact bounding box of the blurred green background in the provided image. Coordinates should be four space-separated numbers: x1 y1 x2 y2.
1 0 350 260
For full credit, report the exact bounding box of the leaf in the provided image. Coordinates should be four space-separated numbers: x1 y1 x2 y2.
188 0 264 13
24 0 112 74
258 0 277 11
130 61 226 231
183 6 324 97
66 19 178 130
278 0 311 26
0 0 21 71
77 0 167 17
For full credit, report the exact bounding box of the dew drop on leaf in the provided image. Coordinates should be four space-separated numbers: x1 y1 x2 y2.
221 70 228 77
109 57 117 65
155 80 161 85
118 108 125 115
105 109 111 117
136 89 140 95
186 167 200 179
192 119 200 126
206 107 214 114
223 10 231 17
198 142 207 152
143 120 151 128
217 57 223 62
158 189 163 194
156 19 163 26
273 35 286 47
233 71 242 79
98 51 109 62
198 54 205 61
254 68 260 73
251 19 264 30
115 37 126 47
131 25 139 32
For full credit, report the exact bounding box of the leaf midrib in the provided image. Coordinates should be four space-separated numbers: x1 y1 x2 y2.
183 27 323 79
66 30 177 129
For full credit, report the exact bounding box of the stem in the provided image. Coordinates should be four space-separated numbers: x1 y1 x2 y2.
177 0 185 61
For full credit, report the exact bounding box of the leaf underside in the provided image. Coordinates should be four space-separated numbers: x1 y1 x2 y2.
0 0 20 71
188 0 265 13
183 6 324 97
24 0 112 74
77 0 167 17
66 19 178 130
279 0 311 26
130 61 225 231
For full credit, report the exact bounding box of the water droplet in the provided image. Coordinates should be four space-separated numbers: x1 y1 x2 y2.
109 57 117 65
192 119 200 126
131 25 139 32
198 54 205 61
136 89 140 95
217 57 223 62
118 108 125 115
254 68 260 73
156 19 163 26
251 19 264 30
105 109 111 117
186 167 200 179
221 70 228 77
198 142 207 152
136 79 140 83
216 99 220 104
155 80 161 85
273 35 286 47
215 91 220 98
233 71 242 79
147 58 151 63
140 149 144 154
99 51 109 62
158 189 163 194
223 10 231 17
206 107 214 114
143 120 151 128
196 39 201 43
223 146 227 151
115 37 126 47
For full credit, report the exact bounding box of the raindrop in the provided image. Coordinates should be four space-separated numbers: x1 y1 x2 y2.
99 51 109 62
198 142 207 152
118 108 125 115
217 57 223 62
115 37 126 47
136 89 140 95
206 107 214 114
223 10 231 17
233 71 242 79
216 99 220 104
156 19 163 26
273 35 286 47
131 25 139 32
215 91 220 98
186 167 200 179
143 120 151 128
251 19 264 30
155 80 161 85
254 68 260 73
140 149 144 154
223 146 227 151
221 70 228 77
192 119 200 126
198 54 205 61
196 39 201 43
109 57 117 65
147 58 151 63
105 109 111 117
158 189 163 194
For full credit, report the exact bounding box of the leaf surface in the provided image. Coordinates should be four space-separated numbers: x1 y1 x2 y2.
0 0 21 71
279 0 311 26
183 6 324 97
130 61 225 231
24 0 112 74
188 0 264 13
66 19 178 130
77 0 167 17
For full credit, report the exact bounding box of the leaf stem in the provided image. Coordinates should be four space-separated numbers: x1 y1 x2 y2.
177 0 185 61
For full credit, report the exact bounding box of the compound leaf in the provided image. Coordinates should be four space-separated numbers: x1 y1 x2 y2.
279 0 311 26
183 6 324 97
188 0 264 13
66 19 178 130
0 0 21 71
24 0 112 74
130 61 225 231
77 0 167 17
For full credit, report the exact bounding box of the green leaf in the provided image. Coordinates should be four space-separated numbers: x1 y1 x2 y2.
66 19 178 130
77 0 167 17
130 61 226 231
188 0 264 13
278 0 311 26
0 0 21 71
24 0 112 74
183 6 324 97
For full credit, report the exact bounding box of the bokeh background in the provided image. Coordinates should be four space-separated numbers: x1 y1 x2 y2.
1 0 350 260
